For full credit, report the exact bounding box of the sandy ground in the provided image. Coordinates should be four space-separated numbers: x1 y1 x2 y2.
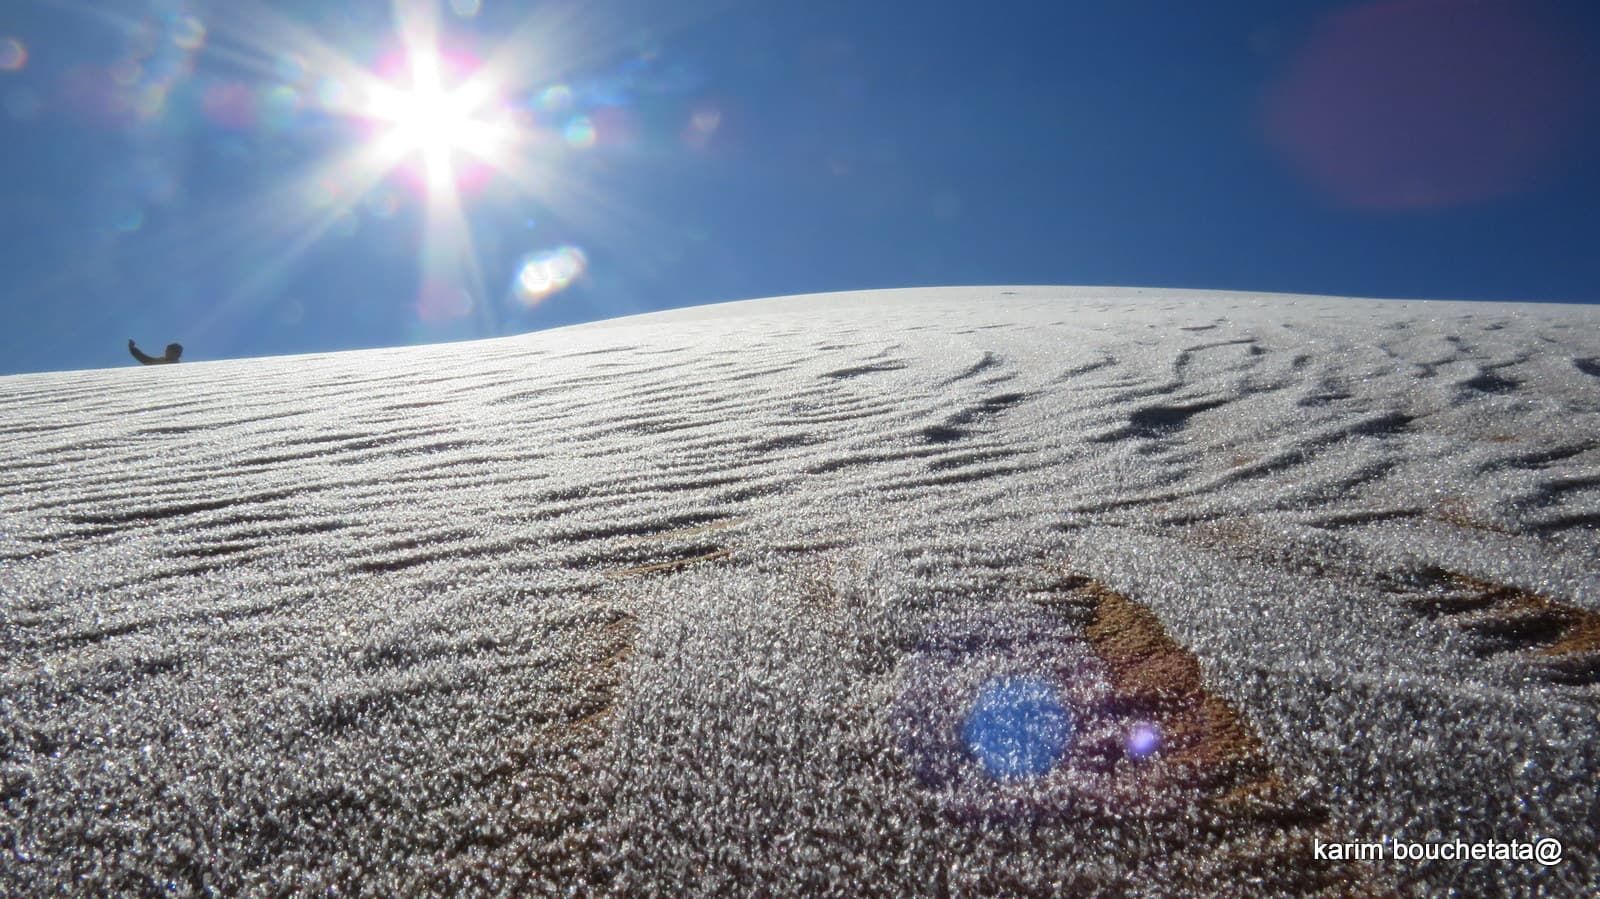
2 287 1597 896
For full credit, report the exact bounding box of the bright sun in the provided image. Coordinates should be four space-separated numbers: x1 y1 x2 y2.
197 0 600 328
364 50 510 189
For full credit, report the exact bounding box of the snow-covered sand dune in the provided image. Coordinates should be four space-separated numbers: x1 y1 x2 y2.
2 287 1597 896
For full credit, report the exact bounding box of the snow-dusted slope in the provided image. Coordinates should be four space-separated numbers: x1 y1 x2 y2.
2 287 1597 896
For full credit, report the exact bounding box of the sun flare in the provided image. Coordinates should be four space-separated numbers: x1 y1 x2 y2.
364 50 511 189
142 0 638 344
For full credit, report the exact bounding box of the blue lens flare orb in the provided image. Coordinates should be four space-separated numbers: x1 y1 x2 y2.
962 676 1073 781
1127 722 1162 759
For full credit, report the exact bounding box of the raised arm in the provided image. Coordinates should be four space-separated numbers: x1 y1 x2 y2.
128 339 163 365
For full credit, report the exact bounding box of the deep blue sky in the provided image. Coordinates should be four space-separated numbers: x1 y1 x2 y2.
1 0 1596 374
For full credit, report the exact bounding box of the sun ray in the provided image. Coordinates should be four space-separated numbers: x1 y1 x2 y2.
468 0 737 108
197 1 397 113
419 179 492 335
190 141 414 344
128 0 511 342
68 0 732 351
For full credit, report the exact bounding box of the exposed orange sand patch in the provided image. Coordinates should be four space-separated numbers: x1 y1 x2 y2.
1074 578 1395 895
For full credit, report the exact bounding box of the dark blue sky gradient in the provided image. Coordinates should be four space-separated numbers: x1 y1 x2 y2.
0 0 1596 374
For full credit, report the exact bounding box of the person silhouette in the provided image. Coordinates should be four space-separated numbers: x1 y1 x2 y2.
128 339 182 365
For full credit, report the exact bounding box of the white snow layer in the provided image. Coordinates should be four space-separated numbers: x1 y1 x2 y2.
1 286 1597 897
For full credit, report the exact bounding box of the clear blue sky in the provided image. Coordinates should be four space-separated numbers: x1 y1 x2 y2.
1 0 1596 374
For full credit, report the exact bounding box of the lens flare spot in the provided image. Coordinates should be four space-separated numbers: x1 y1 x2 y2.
259 84 300 130
963 677 1073 781
134 85 167 119
515 246 587 305
1127 722 1162 759
1265 0 1585 209
315 76 350 111
0 37 27 72
171 17 206 51
112 206 145 233
691 107 721 134
684 106 722 150
538 84 573 111
563 116 596 148
450 0 483 18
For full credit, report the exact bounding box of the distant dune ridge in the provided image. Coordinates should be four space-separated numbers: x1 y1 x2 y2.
1 286 1597 896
